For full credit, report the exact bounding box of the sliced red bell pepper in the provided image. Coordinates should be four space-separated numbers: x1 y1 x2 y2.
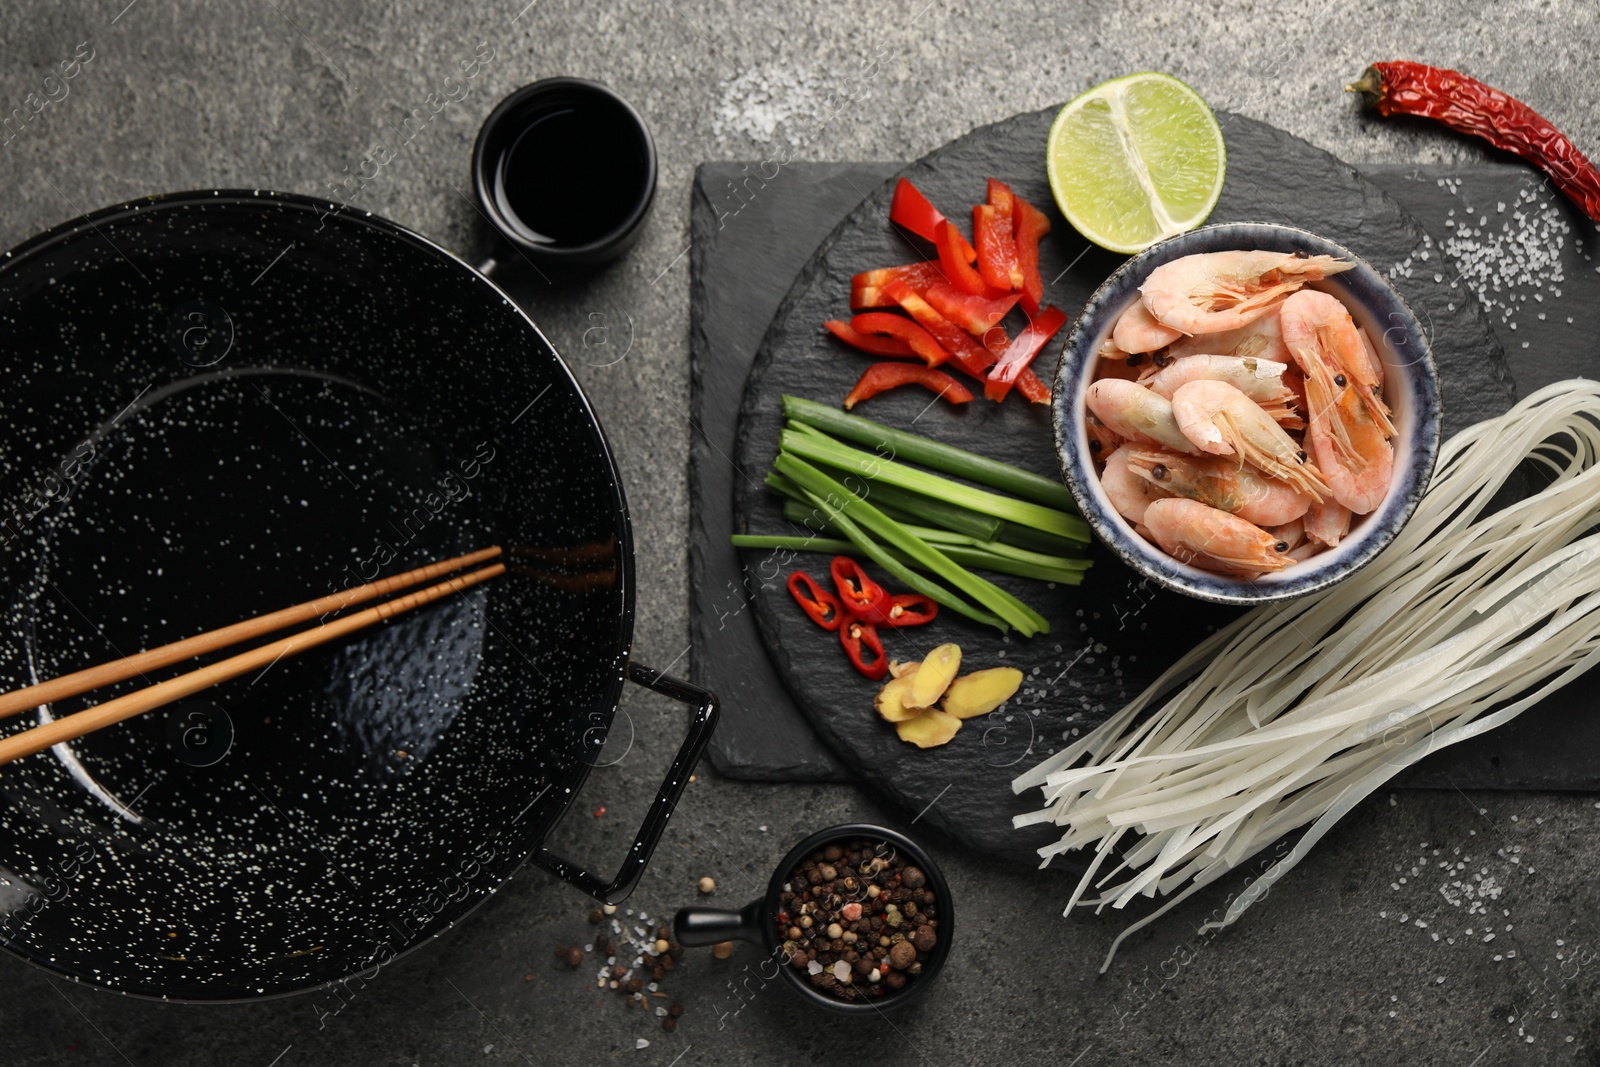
880 593 938 627
849 312 951 368
840 619 887 679
843 362 973 410
881 278 995 380
1015 367 1052 405
986 305 1068 402
823 319 916 359
987 179 1025 290
922 281 1019 338
1013 195 1052 316
831 556 890 622
890 178 977 260
975 186 1023 293
787 571 843 631
935 219 992 297
850 260 946 309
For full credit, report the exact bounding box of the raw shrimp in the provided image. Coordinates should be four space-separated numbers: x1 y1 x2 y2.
1304 498 1352 548
1086 379 1199 454
1356 326 1386 386
1125 448 1312 527
1112 299 1183 353
1143 498 1291 575
1140 251 1354 335
1161 311 1291 363
1169 379 1330 499
1269 517 1306 552
1144 354 1303 429
1142 354 1296 404
1092 338 1148 381
1280 290 1394 514
1101 445 1172 525
1085 410 1123 458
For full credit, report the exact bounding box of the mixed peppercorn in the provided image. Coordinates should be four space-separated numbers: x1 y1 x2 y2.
775 838 941 1003
553 903 687 1032
786 557 938 679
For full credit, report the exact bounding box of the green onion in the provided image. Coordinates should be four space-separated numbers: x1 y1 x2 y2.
992 521 1092 558
779 454 1048 635
807 464 1005 542
781 429 1089 543
731 534 858 555
940 546 1087 586
730 534 1089 586
781 500 976 547
782 394 1079 512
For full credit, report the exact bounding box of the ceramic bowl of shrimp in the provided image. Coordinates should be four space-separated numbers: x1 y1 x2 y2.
1051 222 1441 606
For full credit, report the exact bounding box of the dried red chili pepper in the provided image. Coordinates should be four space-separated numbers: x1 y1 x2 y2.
787 571 842 631
879 593 938 628
1348 61 1600 222
839 618 887 679
830 556 889 622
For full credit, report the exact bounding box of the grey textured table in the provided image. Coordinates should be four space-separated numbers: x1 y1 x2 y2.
3 2 1600 1064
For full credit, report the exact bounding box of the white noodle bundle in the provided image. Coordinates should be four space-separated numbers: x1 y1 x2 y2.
1013 380 1600 970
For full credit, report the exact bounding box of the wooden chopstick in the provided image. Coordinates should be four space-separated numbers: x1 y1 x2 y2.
0 545 503 721
0 562 505 768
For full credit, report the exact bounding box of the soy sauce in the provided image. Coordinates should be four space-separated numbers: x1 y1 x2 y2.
490 96 650 248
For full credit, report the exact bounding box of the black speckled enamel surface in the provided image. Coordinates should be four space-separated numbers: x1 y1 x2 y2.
0 191 634 1000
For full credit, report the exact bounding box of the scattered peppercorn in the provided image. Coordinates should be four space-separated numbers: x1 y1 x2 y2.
588 909 603 925
698 876 716 895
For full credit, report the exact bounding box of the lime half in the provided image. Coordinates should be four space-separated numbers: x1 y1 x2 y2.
1046 72 1225 254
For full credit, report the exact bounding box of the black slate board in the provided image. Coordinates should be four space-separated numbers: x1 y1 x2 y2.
690 112 1600 827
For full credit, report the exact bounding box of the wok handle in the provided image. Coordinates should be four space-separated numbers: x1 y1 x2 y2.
532 661 719 905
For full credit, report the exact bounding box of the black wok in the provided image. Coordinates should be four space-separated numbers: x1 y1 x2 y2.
0 190 716 1000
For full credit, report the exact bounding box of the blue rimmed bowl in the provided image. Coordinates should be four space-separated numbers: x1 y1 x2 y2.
1051 222 1441 606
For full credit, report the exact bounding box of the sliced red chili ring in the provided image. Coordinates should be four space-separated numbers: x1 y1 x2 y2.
787 571 843 631
840 618 888 680
879 593 939 627
830 556 890 623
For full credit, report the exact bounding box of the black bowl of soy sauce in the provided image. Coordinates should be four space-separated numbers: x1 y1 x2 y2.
472 77 657 267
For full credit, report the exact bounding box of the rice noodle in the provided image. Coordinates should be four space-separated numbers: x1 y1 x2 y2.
1012 380 1600 970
